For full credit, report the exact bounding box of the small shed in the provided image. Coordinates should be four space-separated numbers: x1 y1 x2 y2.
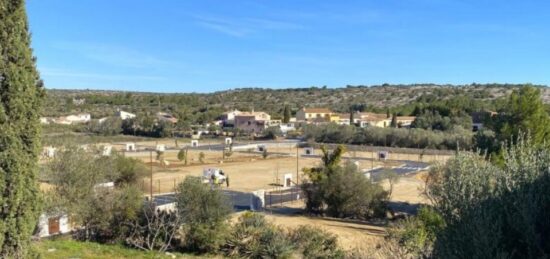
125 143 136 152
44 146 56 158
102 145 112 156
156 144 166 152
225 137 232 145
378 151 389 161
37 213 72 237
304 147 314 155
191 140 199 147
257 145 266 152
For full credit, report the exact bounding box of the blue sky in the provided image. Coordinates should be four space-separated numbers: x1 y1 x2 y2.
27 0 550 93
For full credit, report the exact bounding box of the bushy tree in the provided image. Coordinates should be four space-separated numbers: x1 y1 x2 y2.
387 206 445 257
491 85 550 146
87 117 122 136
263 126 282 139
302 146 388 219
426 136 550 258
175 177 232 253
0 0 44 256
45 147 147 241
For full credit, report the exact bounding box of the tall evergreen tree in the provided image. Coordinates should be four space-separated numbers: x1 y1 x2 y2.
282 104 291 123
0 0 44 257
349 107 354 126
390 113 398 128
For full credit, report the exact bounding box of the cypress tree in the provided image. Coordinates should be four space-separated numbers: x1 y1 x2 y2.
390 113 398 128
282 104 291 123
0 0 44 257
349 106 354 126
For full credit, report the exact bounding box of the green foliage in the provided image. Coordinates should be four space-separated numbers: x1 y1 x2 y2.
113 155 148 186
289 225 344 258
426 136 550 258
390 113 398 128
374 170 400 199
223 212 294 259
175 177 231 252
177 148 187 164
491 86 550 147
0 0 44 256
45 147 147 241
302 146 388 219
33 239 194 259
412 110 472 131
198 152 205 163
87 117 123 136
388 206 445 257
156 150 164 162
283 105 291 123
303 123 473 150
263 126 282 140
262 148 268 159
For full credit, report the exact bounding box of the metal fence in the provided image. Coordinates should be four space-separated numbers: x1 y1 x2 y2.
263 186 303 208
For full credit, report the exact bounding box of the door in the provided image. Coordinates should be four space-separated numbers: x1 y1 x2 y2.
48 217 60 235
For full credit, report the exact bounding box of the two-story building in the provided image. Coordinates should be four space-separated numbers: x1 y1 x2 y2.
234 111 272 134
296 108 338 123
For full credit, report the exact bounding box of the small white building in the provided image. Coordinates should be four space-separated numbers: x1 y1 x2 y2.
279 123 296 134
156 144 166 152
37 213 72 237
115 110 136 120
44 146 56 158
125 143 136 152
65 113 91 124
304 147 314 155
102 145 112 156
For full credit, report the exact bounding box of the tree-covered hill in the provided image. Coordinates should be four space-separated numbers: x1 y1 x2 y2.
43 84 550 125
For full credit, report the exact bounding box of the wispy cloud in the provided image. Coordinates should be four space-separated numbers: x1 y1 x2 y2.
193 14 305 37
52 41 171 68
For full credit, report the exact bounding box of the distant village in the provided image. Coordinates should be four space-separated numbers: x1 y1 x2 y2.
41 103 492 137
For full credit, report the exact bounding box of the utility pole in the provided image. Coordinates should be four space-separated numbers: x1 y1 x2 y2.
296 145 299 185
150 151 153 203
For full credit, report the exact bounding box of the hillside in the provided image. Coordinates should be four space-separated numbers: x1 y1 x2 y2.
43 84 550 124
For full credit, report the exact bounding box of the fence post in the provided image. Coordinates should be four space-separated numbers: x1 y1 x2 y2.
158 179 161 194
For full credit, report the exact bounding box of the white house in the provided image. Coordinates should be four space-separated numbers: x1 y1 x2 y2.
66 113 91 123
115 110 136 120
53 113 91 125
279 123 296 134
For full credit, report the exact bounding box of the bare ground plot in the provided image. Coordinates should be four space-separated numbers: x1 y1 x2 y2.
136 148 401 194
257 174 429 251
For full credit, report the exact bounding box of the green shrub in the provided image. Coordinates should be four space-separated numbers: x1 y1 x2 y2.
427 136 550 258
388 206 444 257
289 225 344 259
223 212 294 258
175 177 231 253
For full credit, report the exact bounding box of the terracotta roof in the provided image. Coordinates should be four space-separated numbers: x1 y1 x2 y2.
302 108 333 113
